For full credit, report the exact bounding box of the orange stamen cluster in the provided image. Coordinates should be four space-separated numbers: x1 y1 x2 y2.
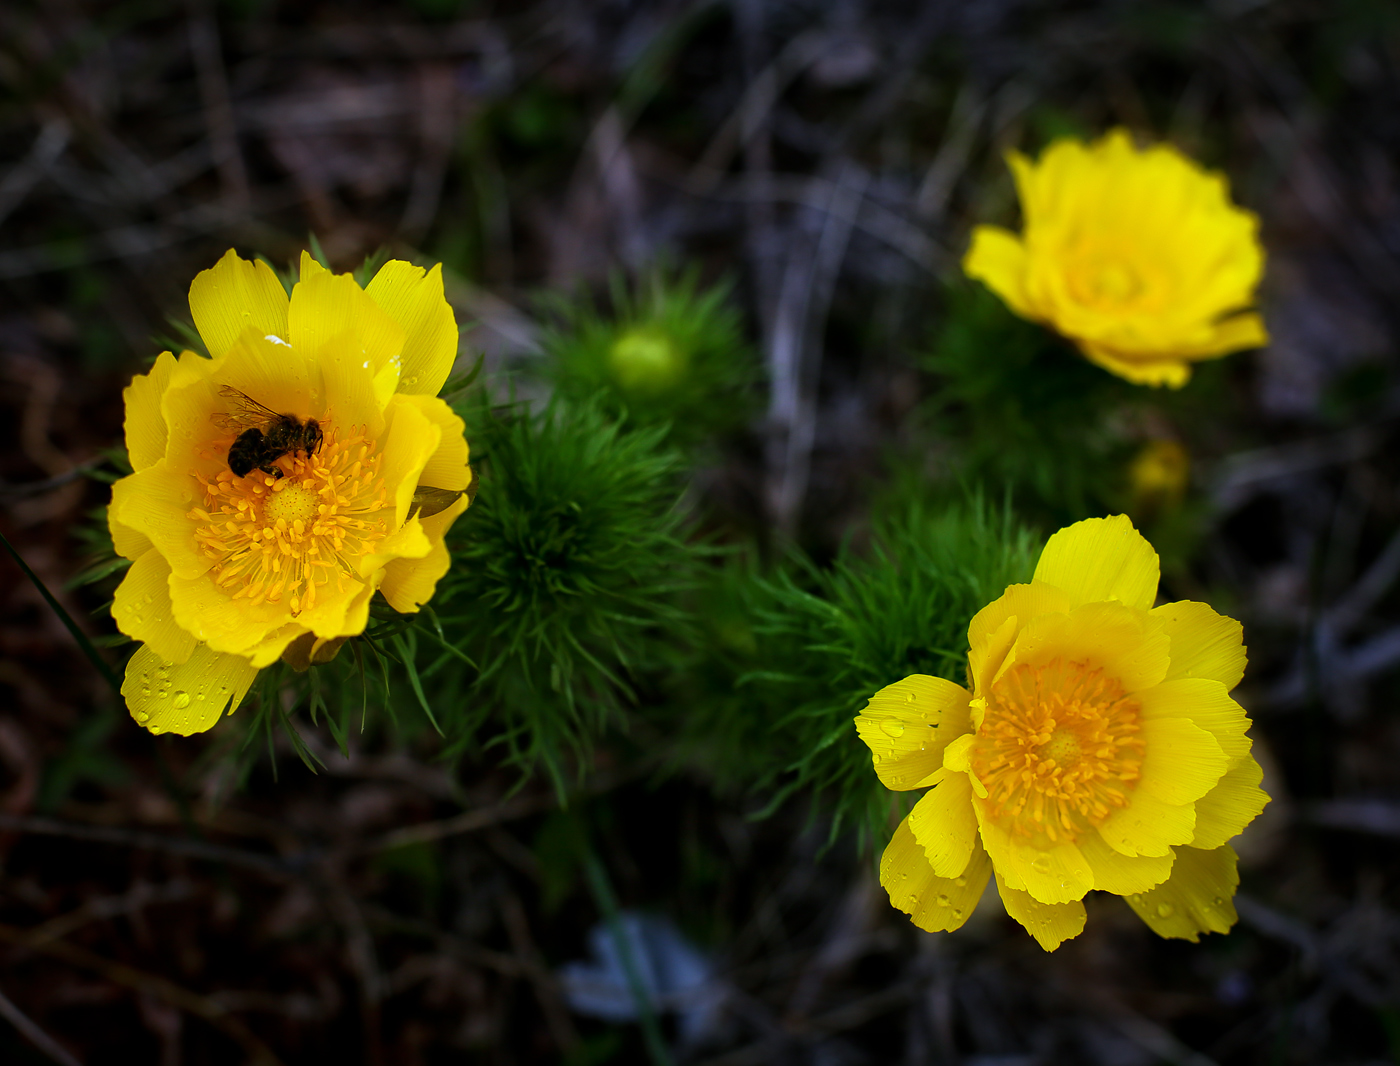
189 429 389 615
971 657 1145 845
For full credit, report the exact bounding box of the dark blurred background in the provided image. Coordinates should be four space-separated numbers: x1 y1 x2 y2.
4 1 1400 1063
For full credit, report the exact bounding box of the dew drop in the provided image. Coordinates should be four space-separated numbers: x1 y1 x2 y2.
1156 903 1175 919
157 690 169 699
905 692 917 703
136 711 150 723
871 754 882 764
1213 897 1225 907
954 876 967 887
881 720 906 738
140 688 150 698
1030 854 1051 872
936 893 950 906
172 691 191 709
952 907 964 918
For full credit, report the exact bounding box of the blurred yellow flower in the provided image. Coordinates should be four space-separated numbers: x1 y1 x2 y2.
109 250 472 735
964 129 1267 388
1128 438 1190 516
856 515 1268 950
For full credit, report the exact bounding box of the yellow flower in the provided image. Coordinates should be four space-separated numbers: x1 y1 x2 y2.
855 515 1268 950
1128 438 1190 516
109 250 473 735
964 129 1268 388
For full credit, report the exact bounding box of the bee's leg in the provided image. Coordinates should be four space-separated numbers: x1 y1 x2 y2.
260 463 284 479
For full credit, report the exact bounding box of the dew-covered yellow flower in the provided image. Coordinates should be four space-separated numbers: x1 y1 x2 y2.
109 250 472 735
964 129 1267 388
856 515 1268 950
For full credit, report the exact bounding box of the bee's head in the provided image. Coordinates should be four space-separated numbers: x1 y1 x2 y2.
305 419 323 454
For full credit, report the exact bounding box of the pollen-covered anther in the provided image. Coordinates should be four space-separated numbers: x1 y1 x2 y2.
189 429 391 615
970 657 1145 845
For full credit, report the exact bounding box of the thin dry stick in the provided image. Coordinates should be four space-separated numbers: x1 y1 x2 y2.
764 162 868 534
0 987 82 1066
0 813 303 878
499 891 581 1052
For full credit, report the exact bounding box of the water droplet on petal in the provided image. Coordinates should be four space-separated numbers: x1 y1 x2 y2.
936 893 950 906
1031 854 1051 872
1156 903 1175 919
952 907 964 918
172 691 191 709
871 754 882 764
905 692 917 703
1213 897 1225 907
136 711 150 723
954 876 967 887
881 720 905 738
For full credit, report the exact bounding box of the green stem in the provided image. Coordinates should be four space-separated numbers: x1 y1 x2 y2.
582 847 673 1066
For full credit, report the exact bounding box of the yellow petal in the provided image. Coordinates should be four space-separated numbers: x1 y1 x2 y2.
111 550 196 665
1033 515 1160 611
995 871 1086 951
109 463 207 578
245 623 309 668
404 393 473 492
1008 599 1169 694
289 267 406 419
973 797 1093 903
121 641 258 735
1138 678 1252 763
1177 311 1269 358
123 351 180 471
376 395 444 529
1077 342 1192 388
1125 844 1239 941
1097 789 1195 858
855 674 973 791
366 261 459 397
963 226 1037 318
379 497 466 613
169 566 295 657
881 815 991 933
966 582 1073 694
1079 826 1174 895
1137 716 1228 806
299 250 329 282
109 507 152 562
908 771 978 878
1152 600 1247 690
189 250 290 359
1190 757 1270 850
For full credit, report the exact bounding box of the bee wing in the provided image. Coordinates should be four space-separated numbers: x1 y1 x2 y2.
210 385 282 430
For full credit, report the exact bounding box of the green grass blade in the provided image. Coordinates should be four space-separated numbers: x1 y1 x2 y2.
0 528 122 699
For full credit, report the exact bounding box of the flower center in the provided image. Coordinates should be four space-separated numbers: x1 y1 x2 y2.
189 428 391 615
264 482 318 526
971 657 1145 846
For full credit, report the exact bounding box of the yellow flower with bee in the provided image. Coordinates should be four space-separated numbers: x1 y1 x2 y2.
964 129 1268 387
856 515 1269 950
109 250 473 735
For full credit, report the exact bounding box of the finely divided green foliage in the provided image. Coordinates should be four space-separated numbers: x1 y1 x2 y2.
426 395 696 785
539 266 756 446
927 280 1135 524
721 500 1036 840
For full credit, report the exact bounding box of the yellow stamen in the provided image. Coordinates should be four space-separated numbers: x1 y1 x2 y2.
188 428 390 615
970 657 1145 847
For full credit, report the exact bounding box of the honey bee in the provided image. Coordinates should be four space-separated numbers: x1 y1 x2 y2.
211 386 323 479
